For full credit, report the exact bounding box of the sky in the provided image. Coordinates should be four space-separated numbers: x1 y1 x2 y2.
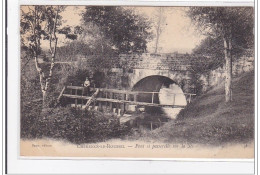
132 7 205 53
22 6 205 54
59 6 205 53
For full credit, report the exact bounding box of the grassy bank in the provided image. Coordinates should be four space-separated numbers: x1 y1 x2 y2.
137 71 254 145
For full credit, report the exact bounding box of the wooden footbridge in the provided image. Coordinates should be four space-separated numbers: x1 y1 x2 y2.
57 85 196 116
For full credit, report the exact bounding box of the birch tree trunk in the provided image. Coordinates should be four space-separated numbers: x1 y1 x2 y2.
42 8 59 107
223 37 232 102
34 55 47 105
32 6 59 107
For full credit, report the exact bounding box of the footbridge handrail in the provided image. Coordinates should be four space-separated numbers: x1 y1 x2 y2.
66 85 196 96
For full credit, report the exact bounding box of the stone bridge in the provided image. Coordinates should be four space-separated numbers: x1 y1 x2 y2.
68 51 253 118
81 53 200 94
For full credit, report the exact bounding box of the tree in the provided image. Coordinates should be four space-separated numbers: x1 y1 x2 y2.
192 36 225 69
20 6 79 107
188 7 254 102
82 6 152 53
152 7 175 53
154 7 166 53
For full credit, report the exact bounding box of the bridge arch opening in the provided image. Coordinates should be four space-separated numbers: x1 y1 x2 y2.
132 75 187 119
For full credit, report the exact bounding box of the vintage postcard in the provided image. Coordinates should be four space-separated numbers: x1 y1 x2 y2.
20 5 254 158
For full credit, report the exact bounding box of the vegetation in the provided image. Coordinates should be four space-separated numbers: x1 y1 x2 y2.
138 71 254 145
20 6 81 107
82 6 152 53
188 7 254 102
20 56 131 143
21 105 130 143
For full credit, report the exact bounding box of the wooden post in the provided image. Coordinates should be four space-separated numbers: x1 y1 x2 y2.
116 93 119 114
134 94 137 102
57 86 66 104
81 84 84 108
109 92 113 110
158 118 162 127
75 89 78 108
93 98 96 109
125 93 129 111
151 92 154 104
120 93 125 115
98 91 102 111
113 108 116 114
105 91 108 108
173 94 175 105
118 108 121 116
85 89 99 108
133 94 137 112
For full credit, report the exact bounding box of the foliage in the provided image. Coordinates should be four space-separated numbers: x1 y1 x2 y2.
55 40 116 63
82 6 153 53
20 6 82 106
21 53 42 102
192 37 224 67
56 41 92 61
188 7 254 43
138 71 254 145
20 6 81 54
188 7 254 65
187 7 254 101
21 106 130 143
188 37 223 95
65 68 92 86
76 23 118 56
21 99 43 138
192 36 253 69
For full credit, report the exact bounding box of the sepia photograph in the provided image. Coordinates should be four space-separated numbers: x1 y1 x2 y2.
20 5 254 158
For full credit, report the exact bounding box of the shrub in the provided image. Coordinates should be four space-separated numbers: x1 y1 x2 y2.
21 106 130 144
20 100 43 138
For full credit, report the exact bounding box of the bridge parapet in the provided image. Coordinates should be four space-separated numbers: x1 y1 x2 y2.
118 53 196 71
78 53 205 71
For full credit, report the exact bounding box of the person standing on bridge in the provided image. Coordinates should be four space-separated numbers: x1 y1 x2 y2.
84 77 91 95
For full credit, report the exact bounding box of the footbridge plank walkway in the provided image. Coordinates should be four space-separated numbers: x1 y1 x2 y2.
58 85 196 115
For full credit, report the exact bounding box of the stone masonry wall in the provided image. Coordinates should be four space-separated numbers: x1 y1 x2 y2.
118 53 193 71
199 55 254 92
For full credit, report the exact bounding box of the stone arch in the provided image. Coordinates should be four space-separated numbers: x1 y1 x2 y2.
129 69 190 92
132 75 178 92
131 74 187 118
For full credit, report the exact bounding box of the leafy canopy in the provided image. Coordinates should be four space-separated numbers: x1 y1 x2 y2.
189 7 254 72
20 6 82 57
188 7 254 49
82 6 153 53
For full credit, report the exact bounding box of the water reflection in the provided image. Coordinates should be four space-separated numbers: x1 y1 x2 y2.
132 76 186 119
159 84 187 119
